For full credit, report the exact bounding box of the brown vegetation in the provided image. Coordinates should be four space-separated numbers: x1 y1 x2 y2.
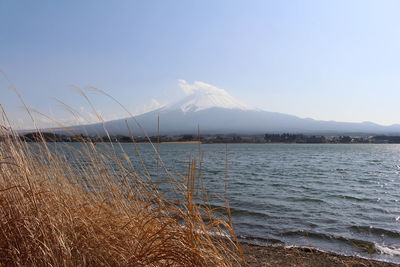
0 121 243 266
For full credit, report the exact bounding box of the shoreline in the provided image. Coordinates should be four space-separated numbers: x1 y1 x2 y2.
241 243 399 266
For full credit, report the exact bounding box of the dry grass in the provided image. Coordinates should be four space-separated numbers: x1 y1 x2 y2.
0 120 243 266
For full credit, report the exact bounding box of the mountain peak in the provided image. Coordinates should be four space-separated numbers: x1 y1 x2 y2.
165 80 256 113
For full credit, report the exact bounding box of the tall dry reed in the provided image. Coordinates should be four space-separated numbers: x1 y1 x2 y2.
0 117 243 266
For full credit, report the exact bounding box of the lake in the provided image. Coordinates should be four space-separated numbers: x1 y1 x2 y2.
63 143 400 263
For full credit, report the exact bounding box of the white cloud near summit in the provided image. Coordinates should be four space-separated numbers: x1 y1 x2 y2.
178 79 230 97
134 98 163 115
175 79 255 112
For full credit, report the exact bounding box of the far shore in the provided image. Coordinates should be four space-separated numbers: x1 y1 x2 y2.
241 243 398 267
160 141 201 144
12 132 400 144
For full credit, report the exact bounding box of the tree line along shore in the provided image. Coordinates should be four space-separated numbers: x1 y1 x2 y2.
8 132 400 144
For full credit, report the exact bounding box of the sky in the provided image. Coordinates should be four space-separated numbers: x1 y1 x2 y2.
1 0 400 129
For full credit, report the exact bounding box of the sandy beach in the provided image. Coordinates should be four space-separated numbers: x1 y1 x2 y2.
242 243 399 267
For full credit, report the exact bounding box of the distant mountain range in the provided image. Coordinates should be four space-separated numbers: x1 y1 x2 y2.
63 88 400 136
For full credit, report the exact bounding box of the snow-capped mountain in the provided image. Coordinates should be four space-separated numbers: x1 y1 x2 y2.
163 82 255 113
66 81 400 136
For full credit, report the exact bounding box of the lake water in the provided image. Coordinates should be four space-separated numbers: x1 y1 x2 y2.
65 143 400 263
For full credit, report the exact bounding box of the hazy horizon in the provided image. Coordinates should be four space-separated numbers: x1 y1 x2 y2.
2 1 400 129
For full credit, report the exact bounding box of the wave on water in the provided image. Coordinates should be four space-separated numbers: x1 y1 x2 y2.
350 225 400 239
240 231 400 259
281 230 377 253
375 244 400 257
279 229 400 258
236 234 284 245
286 196 325 203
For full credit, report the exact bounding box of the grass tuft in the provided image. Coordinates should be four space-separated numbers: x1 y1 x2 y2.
0 119 243 266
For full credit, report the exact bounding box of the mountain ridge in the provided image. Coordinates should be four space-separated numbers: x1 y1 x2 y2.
57 85 400 136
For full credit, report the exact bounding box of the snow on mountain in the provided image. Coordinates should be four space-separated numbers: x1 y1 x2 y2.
164 80 256 112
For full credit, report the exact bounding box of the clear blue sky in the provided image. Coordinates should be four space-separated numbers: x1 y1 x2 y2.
1 0 400 128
